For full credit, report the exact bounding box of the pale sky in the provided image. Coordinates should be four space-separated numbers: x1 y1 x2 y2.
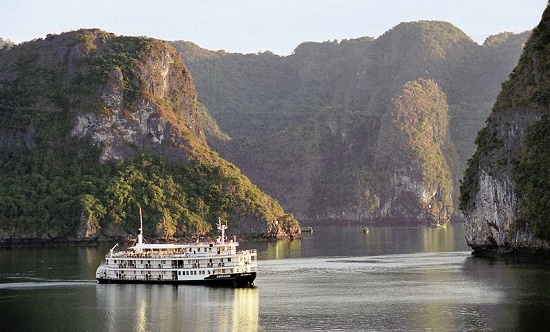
1 0 548 55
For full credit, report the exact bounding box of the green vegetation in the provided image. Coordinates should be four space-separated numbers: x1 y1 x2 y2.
171 37 374 139
460 6 550 218
0 99 94 238
381 79 454 221
458 2 550 250
175 22 527 221
0 29 297 240
85 35 154 106
0 144 288 239
494 8 550 112
513 117 550 241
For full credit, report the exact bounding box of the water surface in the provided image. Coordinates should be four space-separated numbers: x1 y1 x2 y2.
1 223 549 331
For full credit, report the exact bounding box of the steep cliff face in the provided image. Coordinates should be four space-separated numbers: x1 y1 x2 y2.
175 21 529 222
461 110 549 254
460 4 550 255
0 29 204 162
376 79 454 224
0 29 300 242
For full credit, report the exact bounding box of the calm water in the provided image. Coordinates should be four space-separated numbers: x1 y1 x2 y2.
1 223 549 331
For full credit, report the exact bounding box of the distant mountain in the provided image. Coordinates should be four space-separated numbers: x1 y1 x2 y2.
172 21 530 223
460 5 550 256
0 29 299 243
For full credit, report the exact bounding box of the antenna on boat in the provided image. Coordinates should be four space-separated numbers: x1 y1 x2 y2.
138 207 143 246
109 243 119 258
217 217 227 245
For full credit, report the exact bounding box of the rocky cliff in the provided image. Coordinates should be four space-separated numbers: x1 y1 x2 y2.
376 79 454 224
173 21 530 222
0 29 300 243
460 3 550 255
69 31 204 164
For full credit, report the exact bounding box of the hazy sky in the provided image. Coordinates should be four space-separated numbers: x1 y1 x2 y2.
1 0 548 55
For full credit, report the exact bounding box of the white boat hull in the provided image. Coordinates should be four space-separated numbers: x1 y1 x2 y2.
96 271 256 287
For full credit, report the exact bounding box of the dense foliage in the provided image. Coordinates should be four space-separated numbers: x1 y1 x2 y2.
214 106 381 219
0 29 298 240
381 79 454 221
175 22 528 221
458 3 550 247
0 141 285 239
513 117 550 241
506 7 550 242
82 35 154 106
495 6 550 112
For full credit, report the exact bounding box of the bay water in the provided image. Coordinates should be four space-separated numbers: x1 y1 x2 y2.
1 223 549 331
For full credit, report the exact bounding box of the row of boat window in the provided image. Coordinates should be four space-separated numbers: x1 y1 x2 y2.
138 246 235 254
116 270 229 275
177 270 226 275
111 258 234 265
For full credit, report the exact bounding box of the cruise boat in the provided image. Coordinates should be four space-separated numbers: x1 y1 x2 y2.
95 214 257 287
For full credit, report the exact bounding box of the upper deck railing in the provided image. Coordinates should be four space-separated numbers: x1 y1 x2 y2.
107 248 257 260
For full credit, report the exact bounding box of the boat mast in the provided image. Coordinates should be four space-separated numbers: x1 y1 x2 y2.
217 217 227 244
138 207 143 246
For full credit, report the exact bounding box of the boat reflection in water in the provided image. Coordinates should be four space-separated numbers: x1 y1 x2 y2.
96 284 258 331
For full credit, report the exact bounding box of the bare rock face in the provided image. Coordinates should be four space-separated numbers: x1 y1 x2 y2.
460 4 550 255
0 29 205 164
67 32 204 164
0 29 301 242
465 171 517 249
375 79 454 224
461 109 550 254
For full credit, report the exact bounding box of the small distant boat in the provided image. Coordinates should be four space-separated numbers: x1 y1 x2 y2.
362 227 369 234
95 212 257 287
301 226 313 233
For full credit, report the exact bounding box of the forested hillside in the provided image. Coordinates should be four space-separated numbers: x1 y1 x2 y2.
0 29 299 243
172 21 530 222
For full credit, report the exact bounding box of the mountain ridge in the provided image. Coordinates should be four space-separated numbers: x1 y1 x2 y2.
172 21 531 222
